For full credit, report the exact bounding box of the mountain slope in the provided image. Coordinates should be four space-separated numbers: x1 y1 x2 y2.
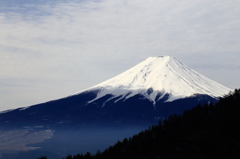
0 56 233 159
0 56 232 128
78 56 230 105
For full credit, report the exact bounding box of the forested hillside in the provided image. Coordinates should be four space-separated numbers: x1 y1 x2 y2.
39 89 240 159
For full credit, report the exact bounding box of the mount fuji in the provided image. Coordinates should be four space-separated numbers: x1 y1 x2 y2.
0 56 232 159
81 56 229 105
0 56 231 128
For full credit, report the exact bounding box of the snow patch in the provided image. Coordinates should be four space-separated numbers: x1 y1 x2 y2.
0 109 14 114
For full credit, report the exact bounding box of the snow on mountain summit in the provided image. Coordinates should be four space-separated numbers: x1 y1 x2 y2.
81 56 231 105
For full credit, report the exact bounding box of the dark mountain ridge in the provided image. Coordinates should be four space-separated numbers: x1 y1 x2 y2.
0 91 218 129
58 88 240 159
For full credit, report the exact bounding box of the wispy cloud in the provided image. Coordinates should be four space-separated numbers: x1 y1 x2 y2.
0 0 240 110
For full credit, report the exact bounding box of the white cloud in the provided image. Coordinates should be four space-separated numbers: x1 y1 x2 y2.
0 0 240 111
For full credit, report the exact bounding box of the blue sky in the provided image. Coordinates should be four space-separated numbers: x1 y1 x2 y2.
0 0 240 111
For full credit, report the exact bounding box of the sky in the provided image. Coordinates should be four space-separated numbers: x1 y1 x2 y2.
0 0 240 111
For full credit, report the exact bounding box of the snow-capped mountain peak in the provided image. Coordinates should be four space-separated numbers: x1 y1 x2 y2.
80 56 231 105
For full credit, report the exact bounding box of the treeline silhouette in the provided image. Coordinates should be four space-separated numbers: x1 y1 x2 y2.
38 89 240 159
